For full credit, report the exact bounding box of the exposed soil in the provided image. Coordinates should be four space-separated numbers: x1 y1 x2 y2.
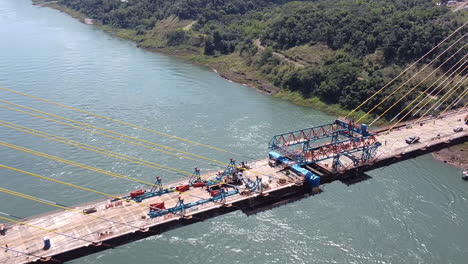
432 144 468 170
140 46 280 95
27 1 468 174
253 39 304 68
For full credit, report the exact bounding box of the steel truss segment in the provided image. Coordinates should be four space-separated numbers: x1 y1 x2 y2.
151 177 163 193
189 167 201 185
148 189 239 218
269 119 379 167
334 119 372 136
213 158 238 182
244 176 263 192
301 136 381 164
269 122 346 149
148 197 186 218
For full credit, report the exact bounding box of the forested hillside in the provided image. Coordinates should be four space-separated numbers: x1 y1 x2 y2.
55 0 467 120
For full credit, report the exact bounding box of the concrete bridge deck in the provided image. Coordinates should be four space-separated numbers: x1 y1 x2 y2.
0 160 305 264
318 111 467 174
0 111 466 264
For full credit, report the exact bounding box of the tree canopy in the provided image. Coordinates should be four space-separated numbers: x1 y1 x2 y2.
58 0 467 120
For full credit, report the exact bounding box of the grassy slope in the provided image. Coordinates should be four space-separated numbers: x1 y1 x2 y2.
31 0 454 126
31 0 372 120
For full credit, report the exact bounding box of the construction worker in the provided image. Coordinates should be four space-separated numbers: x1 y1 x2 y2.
237 171 243 181
0 224 5 235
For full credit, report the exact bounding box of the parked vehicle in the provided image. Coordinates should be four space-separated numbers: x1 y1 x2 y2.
405 136 420 144
82 207 97 214
453 126 463 132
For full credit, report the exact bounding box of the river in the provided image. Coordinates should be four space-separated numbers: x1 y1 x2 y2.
0 1 466 263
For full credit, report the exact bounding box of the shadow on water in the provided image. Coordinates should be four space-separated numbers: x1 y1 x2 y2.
339 173 373 186
241 187 323 216
244 172 373 216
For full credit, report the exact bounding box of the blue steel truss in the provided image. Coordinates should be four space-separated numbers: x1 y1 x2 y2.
243 176 263 192
301 136 381 168
216 158 237 181
151 176 163 192
134 188 172 203
334 119 370 137
189 167 202 185
269 122 345 150
148 189 239 218
269 119 380 169
114 177 173 203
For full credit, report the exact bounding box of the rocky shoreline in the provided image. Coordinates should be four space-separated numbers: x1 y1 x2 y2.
432 144 468 170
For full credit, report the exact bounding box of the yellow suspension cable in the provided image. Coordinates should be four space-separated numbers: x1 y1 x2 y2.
416 76 468 123
0 212 108 260
435 80 467 110
0 239 53 263
345 22 468 118
0 142 227 204
0 141 159 187
0 214 96 246
0 100 265 176
0 214 73 259
356 34 468 123
0 86 242 156
0 187 142 230
389 58 468 123
432 77 468 112
457 101 468 113
439 89 468 116
0 140 232 201
0 164 151 208
0 105 272 178
412 75 467 118
384 62 468 134
0 120 193 176
0 188 142 251
0 120 277 192
0 100 200 162
369 45 467 126
434 81 467 114
427 77 467 113
0 215 55 233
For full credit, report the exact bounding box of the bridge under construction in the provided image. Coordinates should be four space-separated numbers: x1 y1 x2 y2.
0 18 467 264
0 109 466 264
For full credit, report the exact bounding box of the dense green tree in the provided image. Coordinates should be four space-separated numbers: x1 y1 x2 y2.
57 0 467 119
166 30 187 46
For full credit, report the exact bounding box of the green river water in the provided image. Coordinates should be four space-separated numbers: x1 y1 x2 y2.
0 1 466 263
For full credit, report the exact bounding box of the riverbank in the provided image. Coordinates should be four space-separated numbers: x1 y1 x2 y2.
33 0 87 22
31 0 374 123
144 46 280 95
32 0 278 94
4 2 468 263
432 143 468 170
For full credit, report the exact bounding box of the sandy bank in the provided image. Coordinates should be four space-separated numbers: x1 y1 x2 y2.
432 144 468 170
